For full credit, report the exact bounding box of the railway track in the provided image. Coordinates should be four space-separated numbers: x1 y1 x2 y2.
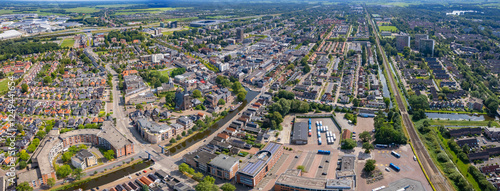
365 7 454 191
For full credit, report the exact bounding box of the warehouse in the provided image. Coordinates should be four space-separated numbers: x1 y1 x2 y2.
291 122 308 145
0 30 22 40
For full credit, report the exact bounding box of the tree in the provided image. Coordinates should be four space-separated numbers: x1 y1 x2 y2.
136 104 144 110
341 139 357 150
142 185 149 191
362 142 375 153
56 164 73 178
296 165 306 172
170 138 177 144
103 150 115 160
179 163 190 173
352 98 360 107
62 152 73 162
359 131 371 142
193 90 202 98
364 159 376 172
73 168 85 180
221 183 236 191
176 135 182 140
218 99 225 105
182 131 186 136
203 176 215 184
19 161 27 169
19 150 30 161
193 172 204 181
47 178 56 188
43 76 52 84
302 64 311 73
195 181 219 191
485 96 499 116
16 182 33 191
237 92 246 101
21 84 28 93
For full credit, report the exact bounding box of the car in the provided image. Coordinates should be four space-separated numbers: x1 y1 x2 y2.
325 160 329 163
413 156 417 161
322 172 327 175
143 170 147 173
319 166 323 168
352 132 356 134
150 167 154 170
295 155 299 158
385 167 390 172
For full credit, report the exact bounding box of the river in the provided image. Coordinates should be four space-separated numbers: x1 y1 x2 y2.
167 88 260 155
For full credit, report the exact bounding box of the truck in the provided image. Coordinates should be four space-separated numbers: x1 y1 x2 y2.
389 163 400 172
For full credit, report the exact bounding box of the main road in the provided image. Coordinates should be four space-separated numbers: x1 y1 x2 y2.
365 7 453 191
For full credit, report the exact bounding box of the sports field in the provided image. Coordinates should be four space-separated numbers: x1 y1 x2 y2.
61 39 75 48
378 25 399 32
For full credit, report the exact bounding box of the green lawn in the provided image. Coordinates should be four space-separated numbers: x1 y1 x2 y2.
0 79 10 95
61 39 75 48
95 4 138 8
430 120 499 127
378 26 399 32
114 7 190 15
159 68 176 77
165 17 199 22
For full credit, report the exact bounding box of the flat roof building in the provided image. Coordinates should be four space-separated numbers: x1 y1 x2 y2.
274 169 354 191
291 122 308 145
208 154 240 180
237 142 284 187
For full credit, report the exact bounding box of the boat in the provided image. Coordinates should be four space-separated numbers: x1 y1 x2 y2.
230 102 243 111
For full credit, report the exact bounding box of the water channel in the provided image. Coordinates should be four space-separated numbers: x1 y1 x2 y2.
60 160 153 191
167 88 260 155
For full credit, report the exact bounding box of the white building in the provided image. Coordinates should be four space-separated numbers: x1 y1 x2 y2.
0 30 22 40
152 54 164 63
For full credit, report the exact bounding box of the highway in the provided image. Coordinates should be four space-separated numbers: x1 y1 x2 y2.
365 7 454 191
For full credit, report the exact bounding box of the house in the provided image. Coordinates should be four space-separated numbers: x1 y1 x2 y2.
456 138 478 148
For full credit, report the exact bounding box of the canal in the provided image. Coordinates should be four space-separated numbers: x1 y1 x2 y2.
167 88 260 155
60 160 153 191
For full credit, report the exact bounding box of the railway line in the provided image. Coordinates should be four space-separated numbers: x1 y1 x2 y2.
365 7 454 191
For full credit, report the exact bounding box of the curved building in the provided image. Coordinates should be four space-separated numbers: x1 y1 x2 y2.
189 20 227 27
20 121 134 188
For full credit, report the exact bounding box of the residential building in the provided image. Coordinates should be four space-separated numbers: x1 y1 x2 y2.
135 118 173 144
420 39 435 57
71 149 97 169
395 34 410 51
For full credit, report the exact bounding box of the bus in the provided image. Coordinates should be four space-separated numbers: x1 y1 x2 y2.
318 138 322 145
389 163 400 172
391 151 401 158
376 144 388 148
318 150 331 155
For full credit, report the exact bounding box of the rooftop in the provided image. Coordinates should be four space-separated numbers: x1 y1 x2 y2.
238 142 282 177
209 154 239 171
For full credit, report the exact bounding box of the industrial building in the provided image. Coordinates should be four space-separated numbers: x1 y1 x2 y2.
189 20 227 27
275 169 354 191
291 122 308 145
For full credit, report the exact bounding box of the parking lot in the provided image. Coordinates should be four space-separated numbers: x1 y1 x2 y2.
355 145 433 191
293 117 341 148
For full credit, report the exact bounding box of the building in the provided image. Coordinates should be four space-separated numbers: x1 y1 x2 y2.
71 149 97 169
414 34 428 49
485 127 500 140
481 165 500 174
395 34 410 51
175 88 192 110
152 54 164 63
448 127 482 137
236 28 244 43
291 122 308 145
456 138 478 147
189 20 226 27
24 121 134 188
183 150 217 172
237 142 284 187
136 118 173 144
274 169 354 191
208 154 239 180
170 21 178 28
0 30 22 40
420 39 435 57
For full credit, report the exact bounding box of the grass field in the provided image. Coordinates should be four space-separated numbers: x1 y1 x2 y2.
95 4 138 8
65 7 98 14
61 39 75 48
165 17 199 22
159 68 176 77
414 118 499 127
378 25 399 32
0 79 10 95
114 7 189 15
0 10 14 15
